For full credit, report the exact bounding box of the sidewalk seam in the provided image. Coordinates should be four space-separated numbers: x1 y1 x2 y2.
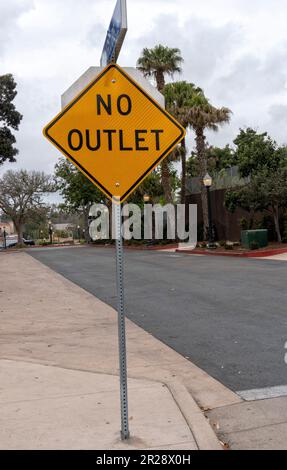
215 418 287 436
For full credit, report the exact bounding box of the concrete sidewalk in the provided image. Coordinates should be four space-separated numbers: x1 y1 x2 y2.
0 360 196 450
261 253 287 261
0 252 229 450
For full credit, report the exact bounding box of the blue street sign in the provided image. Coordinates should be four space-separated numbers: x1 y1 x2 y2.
100 0 127 67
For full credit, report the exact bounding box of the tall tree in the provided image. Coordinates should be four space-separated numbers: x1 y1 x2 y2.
54 159 104 240
225 129 287 241
137 44 183 92
206 145 235 172
225 166 287 242
0 74 23 165
187 145 235 178
234 128 279 177
164 81 203 203
0 170 54 243
127 170 163 206
137 45 183 203
186 95 231 237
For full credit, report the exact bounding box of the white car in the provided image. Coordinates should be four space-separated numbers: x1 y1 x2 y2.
0 236 35 248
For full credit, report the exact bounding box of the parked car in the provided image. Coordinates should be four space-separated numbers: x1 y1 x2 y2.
23 238 35 246
0 236 18 248
0 237 35 248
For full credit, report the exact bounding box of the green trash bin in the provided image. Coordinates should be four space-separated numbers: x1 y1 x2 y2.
241 229 268 249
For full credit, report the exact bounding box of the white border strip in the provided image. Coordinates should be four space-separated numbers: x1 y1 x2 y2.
237 385 287 401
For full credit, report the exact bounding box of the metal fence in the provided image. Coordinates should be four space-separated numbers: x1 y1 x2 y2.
186 166 249 195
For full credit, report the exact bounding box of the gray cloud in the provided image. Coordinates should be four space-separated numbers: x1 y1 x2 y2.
214 47 287 103
1 0 287 178
0 0 34 55
129 11 287 151
85 22 107 49
269 104 287 122
131 14 241 87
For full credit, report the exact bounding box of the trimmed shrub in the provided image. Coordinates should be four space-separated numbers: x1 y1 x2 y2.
225 243 233 250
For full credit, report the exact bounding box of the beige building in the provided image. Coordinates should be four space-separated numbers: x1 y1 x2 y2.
0 220 15 236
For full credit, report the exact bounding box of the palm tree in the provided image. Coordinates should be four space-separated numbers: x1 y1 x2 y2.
137 44 183 91
164 81 203 203
185 95 232 237
137 45 183 203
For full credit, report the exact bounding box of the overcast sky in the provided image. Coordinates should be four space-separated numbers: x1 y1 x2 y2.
1 0 287 179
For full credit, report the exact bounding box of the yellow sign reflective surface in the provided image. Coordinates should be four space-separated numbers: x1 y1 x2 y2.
44 64 185 203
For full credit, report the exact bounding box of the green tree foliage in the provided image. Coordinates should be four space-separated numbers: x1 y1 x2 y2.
127 170 163 206
225 182 263 230
0 74 23 165
225 129 287 241
163 80 231 218
206 145 235 172
48 203 81 225
234 128 279 177
54 159 104 239
185 94 231 237
137 44 183 92
187 145 235 178
163 81 203 203
186 152 199 178
225 166 287 241
0 170 54 243
23 206 49 239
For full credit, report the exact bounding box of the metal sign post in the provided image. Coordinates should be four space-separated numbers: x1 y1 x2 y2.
43 0 185 442
114 202 130 440
100 0 127 67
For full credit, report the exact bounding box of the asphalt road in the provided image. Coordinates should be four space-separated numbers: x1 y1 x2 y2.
29 246 287 392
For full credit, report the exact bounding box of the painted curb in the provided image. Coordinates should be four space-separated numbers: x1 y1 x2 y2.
167 379 222 450
176 247 287 258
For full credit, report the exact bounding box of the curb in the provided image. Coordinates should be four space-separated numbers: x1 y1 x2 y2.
167 379 222 450
124 244 178 251
26 243 178 252
89 243 178 251
27 243 76 249
176 247 287 258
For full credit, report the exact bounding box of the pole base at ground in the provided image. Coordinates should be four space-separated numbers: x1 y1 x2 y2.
121 430 130 440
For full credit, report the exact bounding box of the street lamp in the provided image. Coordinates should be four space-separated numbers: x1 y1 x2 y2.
48 221 53 244
2 227 7 249
203 173 212 188
203 173 216 249
143 194 150 203
77 225 81 240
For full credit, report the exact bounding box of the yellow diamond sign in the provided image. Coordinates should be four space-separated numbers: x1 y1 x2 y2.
43 64 186 203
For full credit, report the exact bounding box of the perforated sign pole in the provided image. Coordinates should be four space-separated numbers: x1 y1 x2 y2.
102 0 129 440
43 64 186 442
114 201 130 440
